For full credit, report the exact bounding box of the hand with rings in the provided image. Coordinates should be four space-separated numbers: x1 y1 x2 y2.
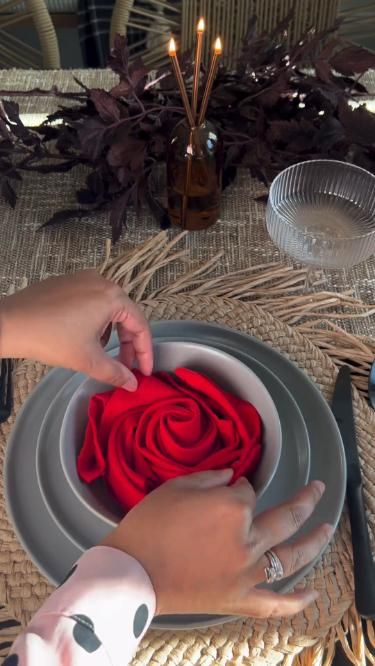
102 469 332 617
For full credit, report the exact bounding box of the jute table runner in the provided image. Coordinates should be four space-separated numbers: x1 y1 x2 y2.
0 68 374 339
0 69 375 664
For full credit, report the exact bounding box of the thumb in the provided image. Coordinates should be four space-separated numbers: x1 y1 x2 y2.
88 347 138 391
174 469 234 490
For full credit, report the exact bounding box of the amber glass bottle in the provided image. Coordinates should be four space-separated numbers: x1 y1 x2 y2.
167 118 223 230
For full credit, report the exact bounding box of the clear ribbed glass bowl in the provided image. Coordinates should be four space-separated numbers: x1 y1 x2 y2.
266 160 375 269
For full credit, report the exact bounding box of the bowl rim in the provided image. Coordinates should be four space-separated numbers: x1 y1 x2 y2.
60 340 282 524
267 159 375 242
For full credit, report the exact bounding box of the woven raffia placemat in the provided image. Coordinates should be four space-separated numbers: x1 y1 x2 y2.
1 295 374 666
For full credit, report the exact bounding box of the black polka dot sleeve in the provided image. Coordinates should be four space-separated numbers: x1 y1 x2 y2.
5 546 156 666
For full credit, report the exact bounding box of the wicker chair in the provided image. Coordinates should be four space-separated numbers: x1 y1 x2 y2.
0 0 60 68
110 0 179 68
339 1 375 46
110 0 341 69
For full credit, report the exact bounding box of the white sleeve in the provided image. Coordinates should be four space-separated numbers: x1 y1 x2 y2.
5 546 156 666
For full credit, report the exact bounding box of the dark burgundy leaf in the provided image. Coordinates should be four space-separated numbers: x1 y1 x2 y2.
0 157 11 170
8 123 30 142
239 104 257 120
222 165 237 189
314 117 347 151
78 117 109 160
338 101 375 145
179 49 194 80
243 15 257 44
330 46 375 77
145 185 170 229
304 86 337 111
108 34 130 79
0 117 11 138
1 179 16 207
106 142 127 168
129 58 148 91
6 169 22 181
116 166 131 187
86 170 105 197
224 144 245 168
42 208 85 227
268 7 294 41
2 100 21 124
258 73 290 107
23 159 80 174
315 59 332 83
0 139 13 154
109 191 130 242
159 67 174 91
350 147 375 175
90 90 121 123
151 133 166 156
318 38 343 60
38 125 61 141
110 80 132 98
287 119 316 153
211 86 238 106
77 188 97 204
268 119 300 143
107 137 146 169
139 120 155 133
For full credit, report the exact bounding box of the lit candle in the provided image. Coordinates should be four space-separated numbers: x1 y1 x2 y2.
198 37 222 126
168 37 195 128
191 17 205 122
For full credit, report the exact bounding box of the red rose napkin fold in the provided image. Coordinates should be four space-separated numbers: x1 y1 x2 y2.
77 368 263 511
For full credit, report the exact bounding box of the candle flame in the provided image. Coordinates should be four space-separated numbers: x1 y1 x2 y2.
197 17 205 32
168 37 177 56
214 37 222 55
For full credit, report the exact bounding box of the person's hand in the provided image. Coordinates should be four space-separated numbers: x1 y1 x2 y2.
102 470 332 617
0 270 152 390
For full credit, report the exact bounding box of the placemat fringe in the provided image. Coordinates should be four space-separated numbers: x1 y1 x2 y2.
100 232 375 401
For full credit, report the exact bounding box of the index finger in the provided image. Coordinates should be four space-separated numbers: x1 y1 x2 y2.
115 300 153 376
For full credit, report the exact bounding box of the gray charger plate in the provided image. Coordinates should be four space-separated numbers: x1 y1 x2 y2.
5 320 346 630
36 355 310 550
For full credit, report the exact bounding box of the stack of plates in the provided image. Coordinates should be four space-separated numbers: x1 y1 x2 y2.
4 321 346 630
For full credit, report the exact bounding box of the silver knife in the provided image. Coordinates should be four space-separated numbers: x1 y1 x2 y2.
331 365 375 619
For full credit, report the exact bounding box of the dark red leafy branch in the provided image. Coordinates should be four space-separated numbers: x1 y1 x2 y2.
1 15 375 242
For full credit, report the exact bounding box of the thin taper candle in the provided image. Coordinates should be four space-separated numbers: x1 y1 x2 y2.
191 17 205 122
198 37 222 126
168 38 195 128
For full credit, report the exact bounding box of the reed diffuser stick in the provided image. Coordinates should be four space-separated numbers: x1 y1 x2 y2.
168 38 195 128
191 17 205 122
198 37 222 126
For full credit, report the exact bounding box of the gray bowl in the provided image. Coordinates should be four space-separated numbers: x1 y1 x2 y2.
60 341 282 526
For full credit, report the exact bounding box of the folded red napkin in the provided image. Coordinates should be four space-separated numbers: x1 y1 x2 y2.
77 368 263 511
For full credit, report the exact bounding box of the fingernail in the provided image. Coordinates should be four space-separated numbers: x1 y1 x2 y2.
311 480 325 496
323 523 334 539
122 376 138 392
222 468 234 477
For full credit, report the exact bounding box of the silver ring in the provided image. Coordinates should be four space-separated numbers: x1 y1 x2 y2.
264 549 284 584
